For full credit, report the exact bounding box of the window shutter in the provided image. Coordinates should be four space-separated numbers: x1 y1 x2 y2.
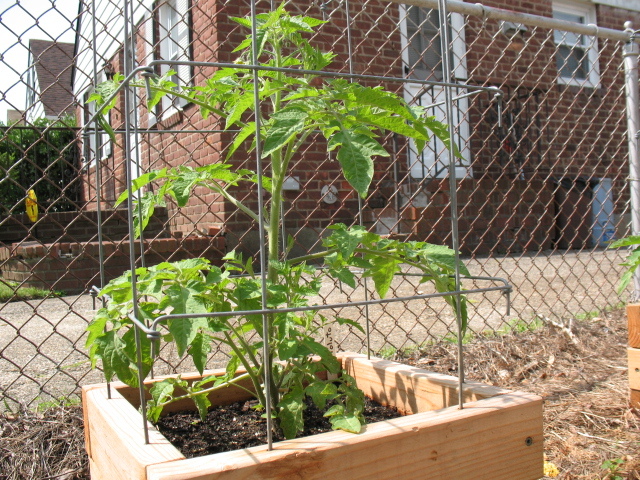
176 0 190 107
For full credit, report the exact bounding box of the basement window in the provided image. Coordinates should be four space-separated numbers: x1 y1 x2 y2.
552 0 600 88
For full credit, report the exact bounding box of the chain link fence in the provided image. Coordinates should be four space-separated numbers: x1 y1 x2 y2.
0 0 637 410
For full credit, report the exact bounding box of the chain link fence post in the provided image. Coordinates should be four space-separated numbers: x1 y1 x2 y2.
623 22 640 301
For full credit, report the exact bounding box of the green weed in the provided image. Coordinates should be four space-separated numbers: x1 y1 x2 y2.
601 457 625 480
34 396 80 412
0 281 63 303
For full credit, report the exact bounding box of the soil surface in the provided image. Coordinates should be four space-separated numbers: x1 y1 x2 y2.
155 397 402 458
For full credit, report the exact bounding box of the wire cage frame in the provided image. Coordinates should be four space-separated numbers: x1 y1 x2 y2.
2 0 639 419
81 0 521 447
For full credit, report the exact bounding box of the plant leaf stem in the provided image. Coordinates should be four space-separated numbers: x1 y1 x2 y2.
155 372 254 409
223 331 267 407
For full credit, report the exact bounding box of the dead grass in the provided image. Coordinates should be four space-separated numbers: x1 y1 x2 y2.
0 405 88 480
1 307 639 479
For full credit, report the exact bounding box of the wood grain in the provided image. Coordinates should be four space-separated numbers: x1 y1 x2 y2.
147 390 543 480
629 347 640 391
628 304 640 348
83 384 184 479
343 353 511 414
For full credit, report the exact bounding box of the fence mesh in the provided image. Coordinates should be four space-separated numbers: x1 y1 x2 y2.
0 0 636 409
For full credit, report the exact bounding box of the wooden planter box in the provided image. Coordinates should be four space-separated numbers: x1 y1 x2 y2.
628 304 640 407
82 353 543 480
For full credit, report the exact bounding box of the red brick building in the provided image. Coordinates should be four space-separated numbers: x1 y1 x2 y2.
74 0 640 257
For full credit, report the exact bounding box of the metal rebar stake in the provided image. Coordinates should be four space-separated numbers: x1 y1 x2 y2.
438 0 466 409
250 0 274 452
90 0 110 400
343 0 372 360
122 0 150 445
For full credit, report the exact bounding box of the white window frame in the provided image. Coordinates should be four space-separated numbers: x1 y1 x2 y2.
553 0 600 88
399 5 471 179
157 0 190 119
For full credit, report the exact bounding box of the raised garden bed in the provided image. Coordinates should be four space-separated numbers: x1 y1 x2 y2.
82 352 543 480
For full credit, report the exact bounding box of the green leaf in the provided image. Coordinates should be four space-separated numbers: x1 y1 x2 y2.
166 283 210 356
262 108 308 158
229 16 252 28
225 93 255 130
329 130 387 198
329 267 356 289
94 331 138 386
277 386 304 439
299 16 326 28
114 169 168 207
171 169 200 207
329 414 362 433
147 70 178 108
301 338 341 374
339 83 414 120
121 327 153 380
148 379 176 422
323 404 344 417
227 122 256 159
418 243 471 276
368 254 400 299
335 316 365 334
193 393 212 421
305 380 337 410
189 332 211 374
358 112 429 141
611 236 640 248
85 309 109 349
132 191 160 238
278 338 300 360
226 352 241 379
326 224 365 258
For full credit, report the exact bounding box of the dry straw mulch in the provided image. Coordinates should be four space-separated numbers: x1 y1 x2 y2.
1 307 639 479
0 405 88 480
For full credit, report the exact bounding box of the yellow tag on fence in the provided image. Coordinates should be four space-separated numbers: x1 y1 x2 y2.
25 189 38 222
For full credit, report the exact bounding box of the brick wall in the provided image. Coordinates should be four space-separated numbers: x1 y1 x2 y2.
0 207 225 294
0 208 170 245
76 0 640 258
400 178 555 255
0 235 225 294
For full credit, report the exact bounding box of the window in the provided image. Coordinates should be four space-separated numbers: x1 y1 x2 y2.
399 5 470 179
157 0 191 117
553 0 599 87
404 7 442 81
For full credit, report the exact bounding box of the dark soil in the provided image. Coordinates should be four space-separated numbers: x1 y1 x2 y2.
155 397 402 458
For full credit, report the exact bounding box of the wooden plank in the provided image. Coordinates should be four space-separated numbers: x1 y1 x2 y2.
146 391 543 480
629 347 640 391
630 389 640 408
84 385 184 480
343 353 511 414
115 370 255 414
81 382 112 460
628 304 640 348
